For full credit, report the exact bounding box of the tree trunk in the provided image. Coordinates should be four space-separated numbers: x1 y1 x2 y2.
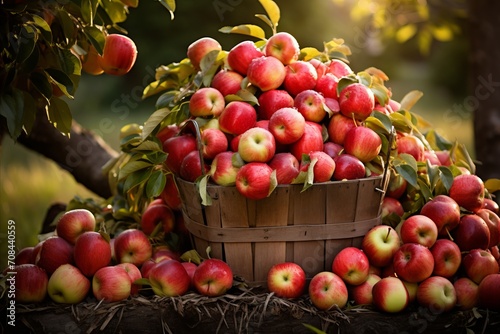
14 110 118 199
469 1 500 183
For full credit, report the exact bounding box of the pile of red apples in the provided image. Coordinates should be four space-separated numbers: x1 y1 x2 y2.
267 173 500 313
9 208 234 304
158 32 398 200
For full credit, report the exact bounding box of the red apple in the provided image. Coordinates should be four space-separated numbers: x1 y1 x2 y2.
327 113 357 146
116 262 142 296
15 246 34 265
451 214 490 251
235 162 274 200
247 56 287 92
159 173 182 210
218 101 257 136
47 264 90 304
257 89 294 120
402 280 419 304
416 276 456 312
227 40 264 76
483 198 500 215
343 126 382 163
362 225 401 268
98 34 137 76
430 239 462 278
372 276 409 313
264 32 300 65
462 248 499 284
12 264 48 303
328 59 353 77
289 121 324 161
156 124 180 144
386 172 408 199
81 44 104 75
35 236 74 275
449 174 485 213
74 231 112 277
189 87 225 117
114 229 153 266
339 83 375 121
393 243 434 283
268 152 300 184
315 73 339 99
163 134 197 175
187 36 222 70
92 266 132 302
55 209 96 244
332 247 370 286
308 58 328 79
267 262 306 299
211 70 244 96
420 195 461 237
141 202 175 235
237 127 276 163
476 208 500 248
148 259 191 297
209 151 242 186
268 107 306 145
294 89 327 123
399 215 438 248
332 154 366 181
180 150 209 182
396 135 425 162
322 142 344 160
301 151 336 183
478 273 500 310
380 197 405 219
193 258 233 297
181 262 198 288
454 277 479 310
349 273 381 306
308 271 348 310
283 61 318 96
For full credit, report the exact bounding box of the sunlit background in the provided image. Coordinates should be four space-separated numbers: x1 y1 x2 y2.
0 0 471 268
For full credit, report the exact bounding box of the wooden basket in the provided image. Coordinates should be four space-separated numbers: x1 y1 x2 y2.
177 174 389 285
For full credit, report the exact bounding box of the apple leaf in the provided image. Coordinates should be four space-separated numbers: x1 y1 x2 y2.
364 67 389 81
450 141 476 175
159 0 176 20
141 107 172 140
301 324 326 334
231 152 245 168
180 249 204 265
425 129 453 151
394 164 418 188
438 166 454 192
389 112 414 133
365 112 392 135
134 278 152 286
301 156 317 193
122 168 151 194
118 161 152 180
485 178 500 193
397 153 418 172
299 47 324 61
31 14 52 43
47 96 72 136
268 170 278 196
417 178 433 202
81 0 99 26
219 25 266 40
0 89 25 140
399 90 423 111
371 83 390 106
336 75 358 96
198 174 212 206
258 0 280 29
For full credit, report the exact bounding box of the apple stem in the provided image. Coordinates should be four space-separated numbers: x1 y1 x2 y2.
445 226 454 241
385 227 391 241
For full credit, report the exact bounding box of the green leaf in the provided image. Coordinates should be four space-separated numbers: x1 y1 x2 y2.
142 108 173 140
299 47 324 61
450 142 475 174
155 90 180 109
81 0 99 25
47 97 72 136
56 8 76 47
255 14 274 31
30 71 53 101
371 83 390 106
425 129 453 151
258 0 280 28
132 140 162 152
395 164 418 188
366 111 392 135
398 153 418 171
159 0 176 20
0 90 24 139
302 323 327 334
400 90 424 111
17 25 36 63
32 14 52 43
123 168 151 193
45 68 74 97
118 161 153 180
83 26 106 54
180 249 204 265
101 0 128 24
219 24 266 40
199 174 212 206
146 170 166 198
389 112 414 133
144 151 167 165
236 89 259 105
417 178 433 202
438 166 454 192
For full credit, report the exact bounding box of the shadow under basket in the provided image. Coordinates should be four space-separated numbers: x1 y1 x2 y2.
176 174 389 286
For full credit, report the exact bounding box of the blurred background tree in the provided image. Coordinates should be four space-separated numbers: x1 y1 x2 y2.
2 0 498 268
